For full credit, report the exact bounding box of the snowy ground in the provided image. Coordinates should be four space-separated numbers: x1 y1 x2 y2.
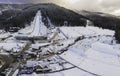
59 26 120 76
59 26 114 38
15 26 120 76
0 26 120 76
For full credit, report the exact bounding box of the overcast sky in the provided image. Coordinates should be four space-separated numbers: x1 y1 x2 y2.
0 0 120 16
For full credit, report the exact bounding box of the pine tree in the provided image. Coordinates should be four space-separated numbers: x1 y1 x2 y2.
115 24 120 43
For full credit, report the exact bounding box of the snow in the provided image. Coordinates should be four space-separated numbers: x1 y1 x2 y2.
60 68 93 76
51 68 92 76
13 69 19 76
31 43 50 49
0 43 26 52
18 25 33 34
26 61 38 67
30 11 48 37
68 48 85 56
55 39 75 51
60 26 114 38
92 42 120 56
60 27 83 38
60 41 120 76
0 52 9 55
58 27 120 76
60 49 84 66
30 72 38 76
20 68 93 76
15 10 48 39
0 32 11 39
50 63 63 71
86 26 114 36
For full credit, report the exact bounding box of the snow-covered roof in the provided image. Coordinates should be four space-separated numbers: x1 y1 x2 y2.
31 43 50 49
26 61 38 67
0 43 25 52
0 32 11 39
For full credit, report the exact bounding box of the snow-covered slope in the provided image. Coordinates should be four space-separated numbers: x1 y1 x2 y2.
60 26 114 38
60 41 120 76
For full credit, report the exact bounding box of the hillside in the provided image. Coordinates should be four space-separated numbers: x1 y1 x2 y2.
78 10 120 30
0 3 87 31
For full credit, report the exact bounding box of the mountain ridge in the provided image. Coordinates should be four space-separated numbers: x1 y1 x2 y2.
77 10 120 30
0 3 87 31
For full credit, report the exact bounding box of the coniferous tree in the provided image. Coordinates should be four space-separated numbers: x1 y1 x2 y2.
115 23 120 43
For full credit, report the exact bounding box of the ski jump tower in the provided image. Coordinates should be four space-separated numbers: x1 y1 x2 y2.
15 10 48 40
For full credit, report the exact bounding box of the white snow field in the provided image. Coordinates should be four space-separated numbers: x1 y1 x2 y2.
18 26 120 76
60 42 120 76
58 26 120 76
59 26 114 38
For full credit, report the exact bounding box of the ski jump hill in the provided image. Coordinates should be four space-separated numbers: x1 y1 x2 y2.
15 10 48 40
